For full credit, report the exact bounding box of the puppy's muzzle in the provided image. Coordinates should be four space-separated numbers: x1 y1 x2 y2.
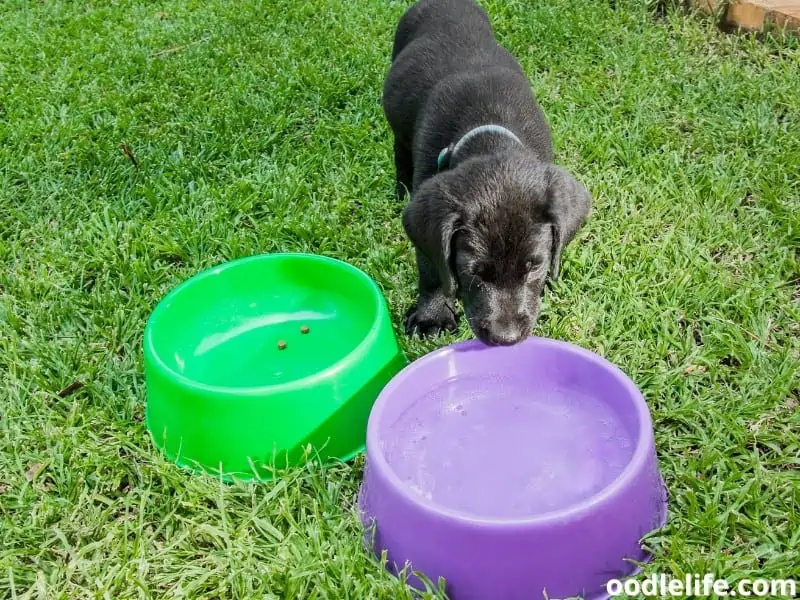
475 316 530 347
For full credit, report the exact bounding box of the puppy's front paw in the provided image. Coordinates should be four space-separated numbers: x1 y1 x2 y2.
405 298 458 338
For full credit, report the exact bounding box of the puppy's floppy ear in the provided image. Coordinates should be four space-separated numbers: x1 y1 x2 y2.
545 166 592 282
402 175 460 297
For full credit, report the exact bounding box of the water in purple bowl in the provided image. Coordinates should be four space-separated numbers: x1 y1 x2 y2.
383 375 635 519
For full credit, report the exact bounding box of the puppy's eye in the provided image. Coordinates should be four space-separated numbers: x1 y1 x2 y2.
525 258 544 272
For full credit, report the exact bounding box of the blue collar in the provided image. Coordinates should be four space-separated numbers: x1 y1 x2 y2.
437 124 522 172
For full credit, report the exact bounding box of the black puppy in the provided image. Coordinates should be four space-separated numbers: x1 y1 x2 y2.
384 0 591 346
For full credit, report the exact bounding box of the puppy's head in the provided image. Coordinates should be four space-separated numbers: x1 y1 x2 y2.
403 153 591 346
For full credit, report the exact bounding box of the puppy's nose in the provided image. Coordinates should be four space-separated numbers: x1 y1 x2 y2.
478 324 527 347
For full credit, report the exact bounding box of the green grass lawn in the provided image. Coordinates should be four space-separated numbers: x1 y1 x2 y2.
1 0 798 597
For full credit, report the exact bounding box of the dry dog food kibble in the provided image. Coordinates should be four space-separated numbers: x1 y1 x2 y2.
277 340 287 350
300 325 310 334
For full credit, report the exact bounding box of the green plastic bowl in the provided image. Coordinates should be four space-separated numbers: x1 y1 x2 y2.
143 253 407 480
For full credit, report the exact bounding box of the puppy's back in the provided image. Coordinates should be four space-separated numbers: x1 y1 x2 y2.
384 0 525 143
391 0 493 60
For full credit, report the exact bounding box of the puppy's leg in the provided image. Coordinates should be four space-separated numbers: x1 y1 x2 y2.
393 138 413 200
406 249 458 337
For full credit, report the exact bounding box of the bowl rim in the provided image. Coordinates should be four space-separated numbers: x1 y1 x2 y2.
143 252 390 396
365 336 656 528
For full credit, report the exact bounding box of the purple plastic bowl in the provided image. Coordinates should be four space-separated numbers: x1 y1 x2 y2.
358 337 667 600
